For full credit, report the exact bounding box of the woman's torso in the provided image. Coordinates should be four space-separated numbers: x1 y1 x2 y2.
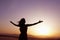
19 25 28 33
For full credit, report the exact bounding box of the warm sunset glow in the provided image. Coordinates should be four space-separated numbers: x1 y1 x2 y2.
28 22 52 36
36 26 50 35
0 0 60 39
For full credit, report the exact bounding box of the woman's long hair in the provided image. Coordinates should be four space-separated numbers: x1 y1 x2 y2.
18 18 26 26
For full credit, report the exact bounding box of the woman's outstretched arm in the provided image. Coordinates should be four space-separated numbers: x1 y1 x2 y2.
10 21 19 26
26 21 43 26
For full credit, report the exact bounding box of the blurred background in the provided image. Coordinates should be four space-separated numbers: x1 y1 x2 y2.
0 0 60 40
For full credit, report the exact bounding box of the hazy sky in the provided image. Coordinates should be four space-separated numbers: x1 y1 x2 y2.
0 0 60 38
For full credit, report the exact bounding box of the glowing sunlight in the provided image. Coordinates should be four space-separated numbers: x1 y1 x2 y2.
34 26 50 35
28 22 52 37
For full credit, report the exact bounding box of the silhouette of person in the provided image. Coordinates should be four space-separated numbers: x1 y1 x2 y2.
10 18 43 40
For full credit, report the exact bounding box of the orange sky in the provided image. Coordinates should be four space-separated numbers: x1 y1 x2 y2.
0 0 60 38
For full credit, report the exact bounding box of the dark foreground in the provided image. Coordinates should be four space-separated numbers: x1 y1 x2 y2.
0 34 60 40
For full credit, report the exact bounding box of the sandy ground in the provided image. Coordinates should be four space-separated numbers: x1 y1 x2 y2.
0 37 60 40
0 35 60 40
0 37 18 40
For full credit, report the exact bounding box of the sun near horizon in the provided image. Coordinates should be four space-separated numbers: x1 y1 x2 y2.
27 20 60 38
0 15 60 38
0 0 60 39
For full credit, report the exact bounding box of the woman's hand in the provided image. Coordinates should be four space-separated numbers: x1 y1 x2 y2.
10 21 13 23
10 21 19 27
38 20 43 23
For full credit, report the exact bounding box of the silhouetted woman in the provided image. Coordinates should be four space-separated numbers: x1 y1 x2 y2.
10 18 43 40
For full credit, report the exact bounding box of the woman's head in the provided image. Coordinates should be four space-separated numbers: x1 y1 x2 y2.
19 18 26 25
